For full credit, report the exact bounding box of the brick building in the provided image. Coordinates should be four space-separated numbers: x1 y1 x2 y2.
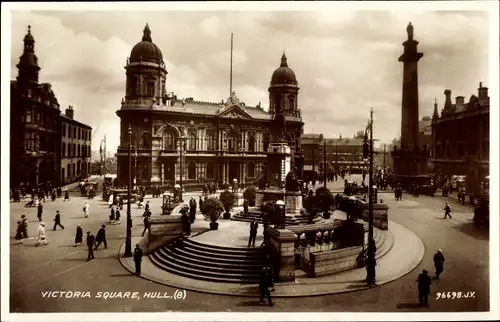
431 82 489 196
60 106 92 184
10 26 92 189
115 25 303 190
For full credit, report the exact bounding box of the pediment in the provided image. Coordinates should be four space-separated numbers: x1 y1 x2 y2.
218 104 253 119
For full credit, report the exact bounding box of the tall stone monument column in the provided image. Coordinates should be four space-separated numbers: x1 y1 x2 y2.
399 22 423 151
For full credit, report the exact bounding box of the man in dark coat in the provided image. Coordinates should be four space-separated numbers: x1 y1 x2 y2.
248 220 258 247
142 214 151 237
21 215 28 238
181 205 191 235
433 249 445 280
37 202 43 222
443 202 452 219
199 196 204 213
133 244 143 275
74 225 83 246
418 269 432 306
259 266 273 306
189 198 197 223
94 225 107 250
86 232 95 261
53 210 65 230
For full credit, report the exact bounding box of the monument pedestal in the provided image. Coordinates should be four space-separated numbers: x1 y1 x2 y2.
141 215 184 254
266 226 296 281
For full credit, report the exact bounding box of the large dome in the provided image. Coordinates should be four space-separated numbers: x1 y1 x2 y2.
271 53 297 85
129 24 163 64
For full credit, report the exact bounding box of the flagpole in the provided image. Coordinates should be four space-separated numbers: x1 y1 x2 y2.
230 33 233 97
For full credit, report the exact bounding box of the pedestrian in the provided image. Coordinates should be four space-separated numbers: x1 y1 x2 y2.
417 269 432 307
433 249 445 280
86 232 95 261
36 222 48 246
259 266 273 306
248 220 258 247
133 244 143 275
51 190 56 202
21 215 28 238
37 202 43 222
142 214 151 237
53 210 65 230
189 198 197 223
115 208 121 224
181 205 191 235
15 221 24 244
64 189 70 201
109 205 116 223
243 198 249 216
443 202 452 219
94 225 107 250
83 201 90 218
199 196 203 213
74 224 83 246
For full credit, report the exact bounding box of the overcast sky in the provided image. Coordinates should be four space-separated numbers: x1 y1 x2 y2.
9 8 490 153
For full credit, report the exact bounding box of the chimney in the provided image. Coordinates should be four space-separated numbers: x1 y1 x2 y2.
65 105 74 119
444 89 453 110
478 81 488 98
455 96 465 105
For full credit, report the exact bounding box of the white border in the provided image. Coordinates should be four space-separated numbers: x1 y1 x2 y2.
2 1 499 321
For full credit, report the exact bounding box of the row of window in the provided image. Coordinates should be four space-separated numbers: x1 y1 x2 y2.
62 162 91 180
62 123 91 140
162 133 269 152
61 143 91 158
24 132 56 153
127 76 163 98
183 162 256 180
23 109 56 130
434 142 489 160
24 89 59 109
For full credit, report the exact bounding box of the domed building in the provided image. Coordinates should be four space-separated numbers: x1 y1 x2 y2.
116 25 304 189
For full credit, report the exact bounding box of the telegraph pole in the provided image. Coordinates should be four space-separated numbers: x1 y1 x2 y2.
367 108 375 286
323 140 327 187
312 138 316 184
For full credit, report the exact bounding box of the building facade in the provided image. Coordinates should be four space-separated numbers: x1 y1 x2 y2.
431 82 489 192
60 106 92 184
302 134 367 176
10 26 92 189
418 116 432 148
115 25 303 190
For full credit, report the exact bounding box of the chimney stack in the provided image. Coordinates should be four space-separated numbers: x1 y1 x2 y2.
65 105 74 119
444 89 453 110
455 96 465 105
478 81 488 98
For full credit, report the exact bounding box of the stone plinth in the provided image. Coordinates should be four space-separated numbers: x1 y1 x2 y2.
266 226 296 282
285 191 303 214
141 215 184 255
233 191 244 207
307 246 364 277
359 201 389 230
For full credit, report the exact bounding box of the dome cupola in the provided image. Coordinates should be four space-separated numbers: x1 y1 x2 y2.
270 52 297 85
129 23 163 64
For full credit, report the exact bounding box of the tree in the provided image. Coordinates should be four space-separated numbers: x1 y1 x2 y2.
219 190 236 219
315 186 335 219
243 186 257 206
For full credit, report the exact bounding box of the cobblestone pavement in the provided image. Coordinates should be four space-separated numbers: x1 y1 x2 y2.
8 175 490 313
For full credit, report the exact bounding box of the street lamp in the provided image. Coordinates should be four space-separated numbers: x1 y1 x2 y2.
124 125 133 258
362 108 376 286
323 139 327 188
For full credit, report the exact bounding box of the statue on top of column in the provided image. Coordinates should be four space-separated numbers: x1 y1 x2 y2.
407 22 414 40
273 113 287 142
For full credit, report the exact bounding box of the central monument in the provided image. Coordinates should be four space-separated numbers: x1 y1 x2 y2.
392 23 430 182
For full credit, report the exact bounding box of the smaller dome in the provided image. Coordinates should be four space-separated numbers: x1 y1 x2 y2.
129 24 163 64
23 25 34 43
271 53 297 85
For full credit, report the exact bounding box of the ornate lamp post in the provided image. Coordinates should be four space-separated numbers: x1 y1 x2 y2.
363 108 376 286
124 126 133 258
178 136 187 202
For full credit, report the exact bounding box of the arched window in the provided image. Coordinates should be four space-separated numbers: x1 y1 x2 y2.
147 82 155 97
73 144 76 157
188 162 196 179
25 110 32 123
248 136 255 152
263 133 270 152
62 143 66 157
207 135 215 151
227 135 237 151
207 162 215 179
289 98 295 111
188 133 197 151
163 132 175 150
248 163 255 178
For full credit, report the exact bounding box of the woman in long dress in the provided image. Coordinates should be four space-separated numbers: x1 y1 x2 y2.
83 201 90 218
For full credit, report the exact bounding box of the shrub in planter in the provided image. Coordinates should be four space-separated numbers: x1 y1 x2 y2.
201 197 224 230
219 190 235 219
243 186 257 206
303 195 321 224
261 200 277 225
315 187 335 219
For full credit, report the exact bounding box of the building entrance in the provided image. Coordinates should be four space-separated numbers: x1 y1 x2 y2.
229 161 240 182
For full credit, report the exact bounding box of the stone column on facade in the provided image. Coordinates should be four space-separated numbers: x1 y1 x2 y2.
150 137 161 183
175 140 181 183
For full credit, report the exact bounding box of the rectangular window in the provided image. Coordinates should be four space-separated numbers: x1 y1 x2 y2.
25 110 32 123
25 132 32 151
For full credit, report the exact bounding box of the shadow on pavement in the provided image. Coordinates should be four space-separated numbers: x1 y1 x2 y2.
109 273 134 277
451 220 489 241
235 300 266 307
396 302 424 310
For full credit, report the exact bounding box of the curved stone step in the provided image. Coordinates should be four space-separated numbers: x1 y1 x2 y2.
184 237 262 253
172 246 263 264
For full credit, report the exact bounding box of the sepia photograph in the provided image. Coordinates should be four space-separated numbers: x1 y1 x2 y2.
1 1 499 321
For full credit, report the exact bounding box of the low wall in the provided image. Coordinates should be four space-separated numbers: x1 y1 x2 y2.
304 246 364 277
141 215 184 255
359 202 389 230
